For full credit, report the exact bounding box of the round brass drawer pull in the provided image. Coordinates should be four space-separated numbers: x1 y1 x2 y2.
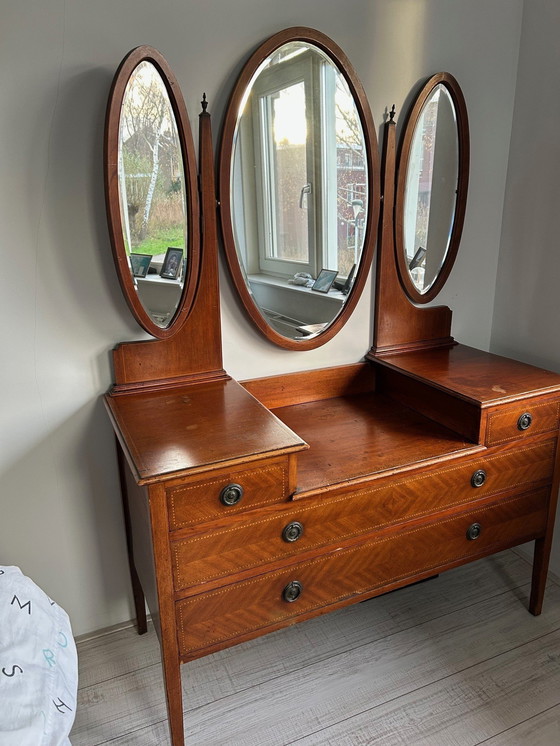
471 469 487 488
282 580 303 603
517 412 533 431
219 483 244 506
466 522 482 541
282 521 304 543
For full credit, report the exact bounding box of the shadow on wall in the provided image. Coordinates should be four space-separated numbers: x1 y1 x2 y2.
0 397 133 635
36 66 144 342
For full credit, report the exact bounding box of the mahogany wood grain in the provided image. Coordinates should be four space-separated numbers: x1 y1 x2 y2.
120 461 160 637
394 73 470 304
241 362 375 409
166 455 292 531
369 113 454 357
374 344 560 406
376 365 483 442
110 102 225 391
486 398 560 445
146 483 185 746
530 436 560 615
176 489 548 661
169 439 555 591
105 377 306 484
272 392 479 495
116 440 147 635
218 27 380 351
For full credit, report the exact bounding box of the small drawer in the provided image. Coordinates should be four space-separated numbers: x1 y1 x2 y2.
486 398 560 445
176 488 548 658
170 440 555 589
167 457 290 530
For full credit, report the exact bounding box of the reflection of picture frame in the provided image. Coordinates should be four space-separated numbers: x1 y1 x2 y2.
312 268 338 294
160 247 183 279
130 253 152 278
409 246 427 270
341 263 357 295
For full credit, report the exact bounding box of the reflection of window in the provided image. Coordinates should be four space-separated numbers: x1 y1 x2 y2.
241 48 367 280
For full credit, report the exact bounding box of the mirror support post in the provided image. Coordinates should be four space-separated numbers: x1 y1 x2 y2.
368 110 455 358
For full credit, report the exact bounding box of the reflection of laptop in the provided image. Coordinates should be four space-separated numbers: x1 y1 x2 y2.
409 246 427 270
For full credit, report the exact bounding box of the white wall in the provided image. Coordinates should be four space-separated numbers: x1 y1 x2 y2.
491 0 560 576
0 0 523 636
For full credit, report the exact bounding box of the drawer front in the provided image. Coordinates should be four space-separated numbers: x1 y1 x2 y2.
486 398 560 445
167 457 290 530
176 489 548 658
171 440 555 589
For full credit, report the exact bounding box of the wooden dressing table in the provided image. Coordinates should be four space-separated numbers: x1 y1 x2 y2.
103 43 560 746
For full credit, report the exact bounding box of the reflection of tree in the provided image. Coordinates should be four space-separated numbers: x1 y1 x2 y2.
335 79 367 274
121 64 183 248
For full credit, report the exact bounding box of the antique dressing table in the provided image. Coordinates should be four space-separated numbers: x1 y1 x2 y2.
103 34 560 745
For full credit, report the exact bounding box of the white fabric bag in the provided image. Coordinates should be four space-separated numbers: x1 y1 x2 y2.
0 566 78 745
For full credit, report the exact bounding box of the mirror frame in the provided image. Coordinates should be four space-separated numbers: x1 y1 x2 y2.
394 72 469 304
218 27 380 351
104 46 200 339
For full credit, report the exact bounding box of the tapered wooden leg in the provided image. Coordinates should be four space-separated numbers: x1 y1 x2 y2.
162 655 185 746
116 438 148 634
530 535 552 616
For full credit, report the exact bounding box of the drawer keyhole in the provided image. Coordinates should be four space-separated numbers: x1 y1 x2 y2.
471 469 487 488
466 522 482 541
282 580 303 603
282 521 304 543
219 483 244 506
517 412 533 431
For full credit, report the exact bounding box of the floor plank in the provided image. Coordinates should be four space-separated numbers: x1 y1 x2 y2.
70 551 560 746
180 583 560 745
479 704 560 746
296 629 560 745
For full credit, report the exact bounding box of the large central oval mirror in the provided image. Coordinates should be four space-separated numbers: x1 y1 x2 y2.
219 28 379 350
395 72 469 303
105 46 199 338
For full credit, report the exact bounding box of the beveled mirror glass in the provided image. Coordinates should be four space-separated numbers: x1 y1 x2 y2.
219 28 379 350
395 72 469 303
105 46 199 338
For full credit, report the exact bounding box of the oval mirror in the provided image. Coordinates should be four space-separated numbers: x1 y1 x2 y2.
105 46 199 338
219 28 379 350
395 72 469 303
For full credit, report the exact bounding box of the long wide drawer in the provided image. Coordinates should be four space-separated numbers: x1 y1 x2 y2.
171 440 555 589
176 488 548 659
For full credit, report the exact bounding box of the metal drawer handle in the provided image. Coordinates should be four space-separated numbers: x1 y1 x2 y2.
282 580 303 603
517 412 533 431
282 521 304 543
219 483 244 506
466 522 482 541
471 469 487 488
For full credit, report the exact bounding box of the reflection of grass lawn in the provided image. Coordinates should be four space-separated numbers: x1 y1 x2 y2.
130 228 185 256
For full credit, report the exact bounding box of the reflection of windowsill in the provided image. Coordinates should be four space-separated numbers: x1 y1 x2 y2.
136 274 182 286
248 274 345 304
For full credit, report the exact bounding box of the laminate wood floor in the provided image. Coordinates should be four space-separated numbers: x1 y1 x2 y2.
71 550 560 745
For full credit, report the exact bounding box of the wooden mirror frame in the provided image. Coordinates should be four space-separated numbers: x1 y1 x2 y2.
218 27 380 351
394 72 469 304
104 46 200 339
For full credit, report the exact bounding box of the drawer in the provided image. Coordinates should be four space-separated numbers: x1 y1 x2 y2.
170 440 555 589
167 456 290 530
176 488 548 658
486 398 560 445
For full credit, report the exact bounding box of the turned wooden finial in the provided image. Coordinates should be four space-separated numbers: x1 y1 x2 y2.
201 92 208 112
